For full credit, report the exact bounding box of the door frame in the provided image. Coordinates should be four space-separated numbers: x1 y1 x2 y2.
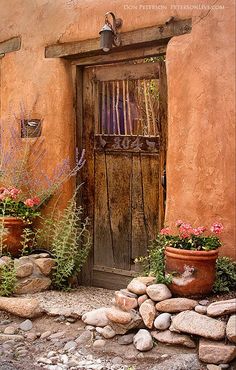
76 50 168 286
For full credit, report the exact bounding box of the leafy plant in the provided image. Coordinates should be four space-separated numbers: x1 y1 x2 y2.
20 227 36 255
158 220 223 251
213 257 236 293
135 234 172 284
49 194 91 290
0 260 17 296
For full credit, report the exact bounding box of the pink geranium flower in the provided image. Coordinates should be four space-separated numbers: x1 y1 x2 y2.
9 187 21 199
160 227 171 235
210 223 223 234
176 220 184 227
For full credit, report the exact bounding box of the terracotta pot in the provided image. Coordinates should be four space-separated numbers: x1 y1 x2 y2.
0 217 28 257
165 246 219 297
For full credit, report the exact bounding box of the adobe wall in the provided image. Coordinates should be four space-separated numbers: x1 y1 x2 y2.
0 0 235 258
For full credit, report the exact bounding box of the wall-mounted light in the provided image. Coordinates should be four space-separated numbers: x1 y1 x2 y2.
99 12 123 52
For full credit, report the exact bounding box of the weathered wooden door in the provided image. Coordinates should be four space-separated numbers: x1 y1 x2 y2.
80 59 167 289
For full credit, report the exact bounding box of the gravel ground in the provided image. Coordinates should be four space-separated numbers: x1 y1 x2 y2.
20 287 115 316
1 288 236 370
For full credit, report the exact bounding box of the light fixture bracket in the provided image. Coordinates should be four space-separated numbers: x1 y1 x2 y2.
104 11 122 47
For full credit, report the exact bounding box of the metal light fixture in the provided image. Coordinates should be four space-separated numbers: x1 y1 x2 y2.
99 12 123 52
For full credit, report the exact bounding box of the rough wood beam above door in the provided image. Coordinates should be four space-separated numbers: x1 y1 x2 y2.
0 37 21 56
45 18 192 59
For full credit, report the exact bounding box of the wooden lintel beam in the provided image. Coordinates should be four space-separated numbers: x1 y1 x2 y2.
72 45 167 66
45 18 192 59
0 36 21 55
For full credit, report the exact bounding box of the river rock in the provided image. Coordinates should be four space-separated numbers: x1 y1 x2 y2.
3 326 17 335
93 339 106 349
138 294 148 306
136 276 156 285
82 307 110 327
139 299 156 329
109 310 143 334
195 305 207 314
64 340 77 351
15 262 33 278
146 284 172 301
19 319 33 331
117 333 135 345
226 315 236 343
155 298 198 312
133 329 153 351
0 256 12 266
0 334 24 343
96 325 116 339
107 307 132 324
75 330 93 345
15 277 51 294
171 310 226 340
154 313 171 330
120 289 138 298
151 330 196 348
127 279 147 295
150 354 201 370
114 291 138 311
34 258 56 275
206 365 222 370
199 338 236 364
207 299 236 317
0 297 43 318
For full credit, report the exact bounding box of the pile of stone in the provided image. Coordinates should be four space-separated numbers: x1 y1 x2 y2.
0 253 56 294
82 277 236 366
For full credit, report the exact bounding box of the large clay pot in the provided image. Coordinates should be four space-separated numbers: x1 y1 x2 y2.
165 246 219 297
0 217 28 257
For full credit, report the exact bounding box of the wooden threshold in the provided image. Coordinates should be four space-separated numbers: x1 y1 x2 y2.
93 266 137 290
45 18 192 60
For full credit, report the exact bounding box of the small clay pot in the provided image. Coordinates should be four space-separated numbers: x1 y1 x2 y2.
0 217 28 257
165 246 219 297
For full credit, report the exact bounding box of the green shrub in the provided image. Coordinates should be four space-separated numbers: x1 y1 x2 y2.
213 256 236 293
136 235 172 284
0 261 17 296
49 195 91 290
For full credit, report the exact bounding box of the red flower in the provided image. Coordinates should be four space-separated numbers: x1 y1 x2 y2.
32 196 40 206
24 199 35 207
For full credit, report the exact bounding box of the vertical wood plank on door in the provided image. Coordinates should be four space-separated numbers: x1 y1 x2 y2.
131 154 148 259
106 153 132 270
80 67 95 285
94 152 114 267
158 60 168 230
141 154 160 242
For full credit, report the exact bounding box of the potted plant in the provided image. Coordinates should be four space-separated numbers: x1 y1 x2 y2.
160 220 223 296
0 187 41 257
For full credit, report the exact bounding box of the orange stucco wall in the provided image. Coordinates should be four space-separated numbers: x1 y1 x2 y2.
0 0 235 258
